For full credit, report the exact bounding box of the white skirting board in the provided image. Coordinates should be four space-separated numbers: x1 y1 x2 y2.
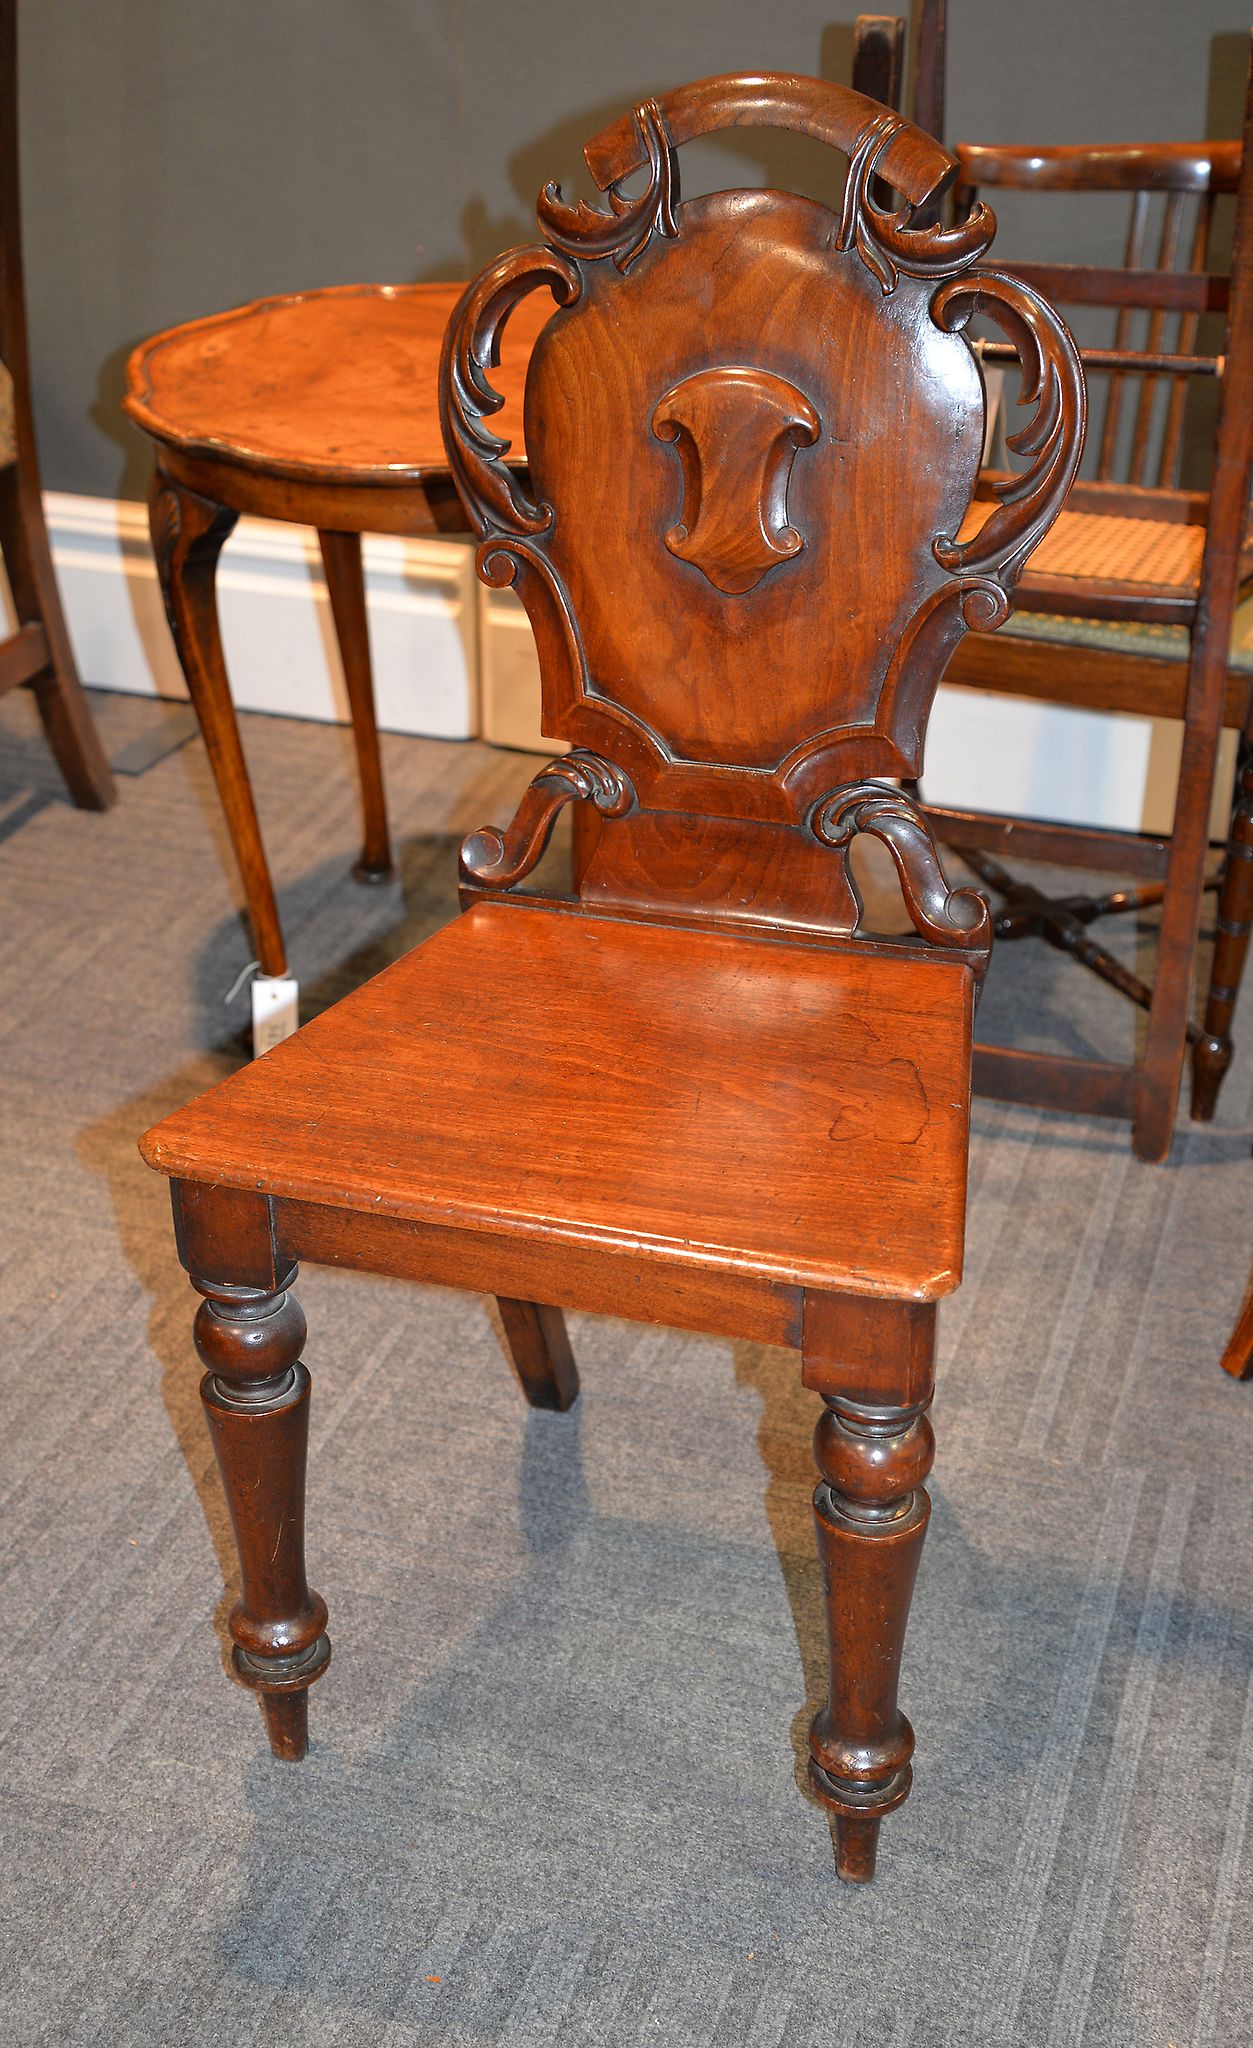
37 491 480 739
479 581 1235 839
24 492 1235 838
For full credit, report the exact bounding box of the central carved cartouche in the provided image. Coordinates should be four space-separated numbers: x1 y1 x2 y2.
652 366 820 595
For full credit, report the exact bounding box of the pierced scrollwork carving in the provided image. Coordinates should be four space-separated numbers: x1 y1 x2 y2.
439 246 582 539
835 110 996 296
811 781 992 970
537 97 679 272
460 751 635 894
931 270 1087 588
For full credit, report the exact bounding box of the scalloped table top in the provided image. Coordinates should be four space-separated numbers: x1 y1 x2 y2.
124 282 554 487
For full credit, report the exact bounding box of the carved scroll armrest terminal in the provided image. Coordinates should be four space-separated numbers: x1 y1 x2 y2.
459 752 634 897
812 782 993 977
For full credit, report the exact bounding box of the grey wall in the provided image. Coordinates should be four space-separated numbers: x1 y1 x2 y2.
18 0 1253 501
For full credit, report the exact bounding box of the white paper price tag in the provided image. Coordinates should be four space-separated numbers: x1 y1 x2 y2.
251 975 299 1057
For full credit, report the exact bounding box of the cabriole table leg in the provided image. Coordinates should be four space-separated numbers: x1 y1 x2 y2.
149 467 288 978
317 528 394 883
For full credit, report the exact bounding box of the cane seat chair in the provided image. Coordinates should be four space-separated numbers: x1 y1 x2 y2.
933 82 1253 1161
139 74 1084 1883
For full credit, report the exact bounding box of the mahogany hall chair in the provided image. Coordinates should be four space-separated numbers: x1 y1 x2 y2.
931 66 1253 1162
0 0 113 809
139 74 1084 1883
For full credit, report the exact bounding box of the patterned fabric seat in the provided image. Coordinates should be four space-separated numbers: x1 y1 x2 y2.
999 592 1253 671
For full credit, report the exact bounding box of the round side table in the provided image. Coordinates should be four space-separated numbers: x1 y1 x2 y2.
124 281 551 979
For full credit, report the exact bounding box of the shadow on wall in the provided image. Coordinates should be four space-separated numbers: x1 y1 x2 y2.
99 22 865 497
477 18 858 276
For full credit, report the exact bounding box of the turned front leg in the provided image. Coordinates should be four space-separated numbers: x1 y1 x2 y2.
801 1292 937 1884
808 1393 934 1881
192 1268 330 1758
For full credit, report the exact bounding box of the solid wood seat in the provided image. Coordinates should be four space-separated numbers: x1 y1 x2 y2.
141 72 1085 1889
142 902 974 1301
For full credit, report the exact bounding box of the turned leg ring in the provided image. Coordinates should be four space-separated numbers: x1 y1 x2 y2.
809 1393 935 1881
192 1270 330 1757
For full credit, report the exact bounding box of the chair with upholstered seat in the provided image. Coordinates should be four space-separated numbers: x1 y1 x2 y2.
139 73 1084 1883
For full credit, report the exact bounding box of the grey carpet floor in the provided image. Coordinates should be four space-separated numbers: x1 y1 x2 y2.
1 688 1251 2048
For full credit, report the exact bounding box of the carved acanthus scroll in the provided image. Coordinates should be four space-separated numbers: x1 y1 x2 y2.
437 76 1086 832
537 98 679 273
835 109 996 296
460 752 635 894
652 368 820 594
439 246 581 539
811 782 992 970
930 271 1087 588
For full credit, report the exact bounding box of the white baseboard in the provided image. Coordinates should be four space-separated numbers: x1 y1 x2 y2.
478 579 1233 837
27 492 1234 838
41 491 480 740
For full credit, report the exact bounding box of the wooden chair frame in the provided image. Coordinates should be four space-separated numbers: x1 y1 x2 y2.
937 123 1253 1161
853 13 1253 1161
140 73 1084 1884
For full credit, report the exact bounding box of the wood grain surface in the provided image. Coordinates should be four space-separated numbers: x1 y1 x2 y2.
125 282 552 485
143 900 975 1300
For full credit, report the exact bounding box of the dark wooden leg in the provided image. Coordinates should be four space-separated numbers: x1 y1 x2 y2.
192 1266 330 1757
0 461 115 808
1220 1284 1253 1380
495 1297 579 1410
802 1295 936 1882
1133 637 1232 1162
149 468 288 977
317 528 393 882
808 1393 934 1880
1193 746 1253 1121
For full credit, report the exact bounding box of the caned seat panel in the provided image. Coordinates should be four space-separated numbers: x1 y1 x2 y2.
1028 509 1206 588
959 489 1253 620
